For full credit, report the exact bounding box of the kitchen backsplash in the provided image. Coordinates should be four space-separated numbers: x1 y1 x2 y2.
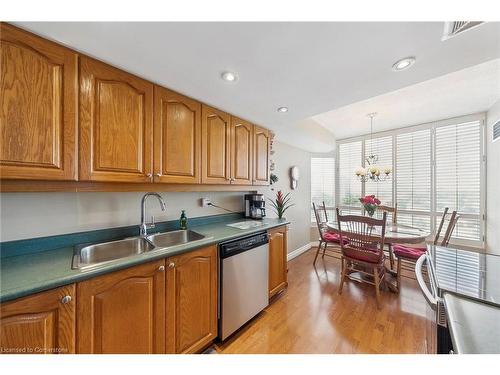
0 191 247 242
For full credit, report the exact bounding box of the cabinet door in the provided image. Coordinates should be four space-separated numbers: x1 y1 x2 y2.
166 245 217 354
0 284 76 354
230 116 253 185
268 226 288 298
253 125 270 185
79 56 153 182
153 86 201 184
201 105 231 184
77 260 165 354
0 23 77 181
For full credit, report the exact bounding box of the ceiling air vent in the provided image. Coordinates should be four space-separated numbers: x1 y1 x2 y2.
494 120 500 142
442 21 484 41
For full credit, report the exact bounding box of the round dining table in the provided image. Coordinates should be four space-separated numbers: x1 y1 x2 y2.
325 221 429 245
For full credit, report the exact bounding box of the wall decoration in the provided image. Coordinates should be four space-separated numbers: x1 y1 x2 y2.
290 166 299 189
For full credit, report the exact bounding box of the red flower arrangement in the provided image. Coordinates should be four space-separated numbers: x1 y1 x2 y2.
359 195 381 217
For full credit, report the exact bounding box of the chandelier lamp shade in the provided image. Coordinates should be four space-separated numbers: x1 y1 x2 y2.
355 113 392 182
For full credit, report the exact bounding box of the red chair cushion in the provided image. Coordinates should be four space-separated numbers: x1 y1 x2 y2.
323 232 342 242
323 232 350 245
393 244 426 260
342 244 382 264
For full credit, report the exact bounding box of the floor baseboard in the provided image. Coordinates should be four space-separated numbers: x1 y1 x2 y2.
287 242 313 261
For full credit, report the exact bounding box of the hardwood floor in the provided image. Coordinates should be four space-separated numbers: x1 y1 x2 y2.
215 247 428 354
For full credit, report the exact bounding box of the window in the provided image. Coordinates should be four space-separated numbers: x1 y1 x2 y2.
311 157 335 221
338 141 362 213
396 129 432 232
365 136 393 207
435 120 482 241
336 114 485 247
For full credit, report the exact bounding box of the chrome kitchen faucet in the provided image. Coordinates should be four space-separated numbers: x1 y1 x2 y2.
140 192 167 237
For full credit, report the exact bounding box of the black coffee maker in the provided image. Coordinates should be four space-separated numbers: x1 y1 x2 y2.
244 194 266 219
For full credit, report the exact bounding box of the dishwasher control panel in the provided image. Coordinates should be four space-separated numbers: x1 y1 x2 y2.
219 232 268 258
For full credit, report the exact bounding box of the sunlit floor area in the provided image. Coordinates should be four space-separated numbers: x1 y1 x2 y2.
215 248 428 354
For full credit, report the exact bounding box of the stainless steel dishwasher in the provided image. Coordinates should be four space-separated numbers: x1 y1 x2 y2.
219 231 269 341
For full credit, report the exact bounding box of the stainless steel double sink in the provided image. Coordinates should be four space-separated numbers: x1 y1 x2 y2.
72 230 207 270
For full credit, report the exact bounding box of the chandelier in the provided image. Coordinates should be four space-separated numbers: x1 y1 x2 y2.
355 113 392 182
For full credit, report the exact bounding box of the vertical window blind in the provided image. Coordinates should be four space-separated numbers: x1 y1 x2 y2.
335 114 484 246
435 120 482 241
365 136 393 207
396 129 432 232
311 157 335 221
338 141 362 214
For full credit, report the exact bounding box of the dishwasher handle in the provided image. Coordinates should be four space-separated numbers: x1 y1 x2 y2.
415 254 437 310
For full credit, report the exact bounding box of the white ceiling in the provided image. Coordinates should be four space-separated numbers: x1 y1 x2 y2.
14 22 500 152
314 58 500 141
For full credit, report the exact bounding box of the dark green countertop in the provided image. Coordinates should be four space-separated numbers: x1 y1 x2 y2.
0 218 289 303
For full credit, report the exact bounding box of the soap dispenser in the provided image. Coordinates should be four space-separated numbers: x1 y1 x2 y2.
179 210 188 230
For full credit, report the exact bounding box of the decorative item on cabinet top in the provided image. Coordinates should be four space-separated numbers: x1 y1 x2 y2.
0 23 272 192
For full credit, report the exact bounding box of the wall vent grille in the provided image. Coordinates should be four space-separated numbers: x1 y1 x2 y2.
442 21 484 41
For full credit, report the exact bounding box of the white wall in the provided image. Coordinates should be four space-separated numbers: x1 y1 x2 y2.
256 141 312 254
0 141 313 254
486 100 500 254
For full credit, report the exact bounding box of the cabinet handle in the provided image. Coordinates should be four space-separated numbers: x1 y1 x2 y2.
61 295 72 304
168 262 175 268
156 173 162 177
158 265 165 272
146 173 152 178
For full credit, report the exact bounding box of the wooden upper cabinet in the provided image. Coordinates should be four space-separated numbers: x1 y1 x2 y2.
230 116 253 185
77 260 166 354
268 226 288 298
166 245 217 354
154 86 201 184
0 23 77 181
79 56 153 182
0 284 76 354
201 105 231 184
253 125 270 185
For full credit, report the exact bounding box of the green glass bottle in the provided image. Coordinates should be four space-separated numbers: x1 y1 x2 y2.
179 210 188 230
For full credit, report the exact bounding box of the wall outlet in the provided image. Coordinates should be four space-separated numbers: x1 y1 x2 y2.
201 197 211 207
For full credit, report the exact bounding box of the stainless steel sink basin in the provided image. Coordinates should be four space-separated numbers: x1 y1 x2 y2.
72 230 208 270
147 230 206 248
72 237 155 270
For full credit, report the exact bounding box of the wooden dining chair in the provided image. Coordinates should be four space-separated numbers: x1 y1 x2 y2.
336 208 387 309
377 204 397 270
393 208 458 292
312 202 343 265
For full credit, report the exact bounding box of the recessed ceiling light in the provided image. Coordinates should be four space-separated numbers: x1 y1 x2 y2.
221 71 238 82
277 107 288 113
392 57 416 71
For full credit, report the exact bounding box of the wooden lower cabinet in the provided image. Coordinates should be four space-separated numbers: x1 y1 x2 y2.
1 246 219 354
0 284 76 354
166 245 218 354
76 260 166 354
268 226 288 298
